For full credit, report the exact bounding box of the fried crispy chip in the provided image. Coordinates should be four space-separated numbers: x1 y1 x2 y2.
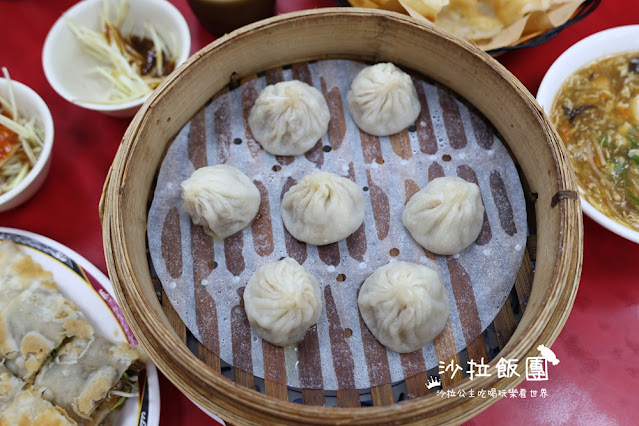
435 0 504 40
400 0 450 20
348 0 406 13
349 0 586 50
490 0 552 25
350 0 449 19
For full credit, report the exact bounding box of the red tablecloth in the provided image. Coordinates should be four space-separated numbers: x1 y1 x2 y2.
2 1 638 424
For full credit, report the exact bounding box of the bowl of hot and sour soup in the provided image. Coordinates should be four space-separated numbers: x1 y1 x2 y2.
538 25 639 243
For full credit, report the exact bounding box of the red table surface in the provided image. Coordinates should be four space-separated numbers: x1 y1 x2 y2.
1 0 638 424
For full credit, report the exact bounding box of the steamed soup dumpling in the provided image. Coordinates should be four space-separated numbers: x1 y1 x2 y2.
358 261 450 353
347 62 421 136
181 164 260 239
402 176 484 255
281 171 366 245
243 258 322 346
248 80 330 156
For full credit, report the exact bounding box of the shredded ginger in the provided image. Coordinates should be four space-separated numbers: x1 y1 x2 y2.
66 0 176 104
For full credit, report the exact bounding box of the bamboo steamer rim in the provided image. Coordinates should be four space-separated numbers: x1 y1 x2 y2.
101 7 583 425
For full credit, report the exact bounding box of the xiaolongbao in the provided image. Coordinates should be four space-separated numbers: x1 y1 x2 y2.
281 171 365 245
358 261 450 353
181 164 260 239
402 176 484 255
243 258 322 346
347 62 421 136
248 80 330 156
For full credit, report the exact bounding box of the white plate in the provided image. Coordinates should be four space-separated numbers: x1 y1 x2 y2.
537 25 639 244
0 227 160 426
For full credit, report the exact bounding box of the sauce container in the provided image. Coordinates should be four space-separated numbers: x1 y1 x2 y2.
187 0 276 35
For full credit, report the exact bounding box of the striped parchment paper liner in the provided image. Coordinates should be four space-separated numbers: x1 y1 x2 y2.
147 59 527 391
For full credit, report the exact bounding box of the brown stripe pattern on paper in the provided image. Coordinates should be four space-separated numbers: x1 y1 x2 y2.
346 223 367 263
470 112 494 150
292 63 312 85
262 340 287 387
321 77 346 151
224 232 245 277
390 130 412 160
298 325 325 408
280 177 307 265
324 286 356 391
429 162 445 181
241 76 263 159
276 157 294 167
490 170 517 236
360 130 383 164
438 88 467 150
344 162 356 181
366 169 390 241
214 88 232 163
231 287 254 389
457 165 492 245
304 141 324 168
275 160 294 170
318 243 340 267
251 181 274 257
404 179 420 204
191 223 219 353
188 106 207 168
297 325 324 391
265 67 284 86
161 207 182 279
447 259 483 343
413 78 438 155
456 165 478 186
358 306 391 387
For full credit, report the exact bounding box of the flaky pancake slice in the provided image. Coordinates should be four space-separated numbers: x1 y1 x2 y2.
34 335 146 425
1 284 94 382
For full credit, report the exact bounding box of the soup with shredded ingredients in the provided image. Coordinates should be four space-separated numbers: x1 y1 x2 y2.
550 51 639 231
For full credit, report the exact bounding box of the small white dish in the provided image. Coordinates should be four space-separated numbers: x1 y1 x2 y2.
0 78 54 213
42 0 191 118
537 25 639 244
0 227 161 426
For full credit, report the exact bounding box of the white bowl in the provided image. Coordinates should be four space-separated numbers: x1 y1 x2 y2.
42 0 191 118
537 25 639 244
0 78 54 212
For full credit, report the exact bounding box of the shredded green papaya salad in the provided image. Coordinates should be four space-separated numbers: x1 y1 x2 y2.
0 68 44 196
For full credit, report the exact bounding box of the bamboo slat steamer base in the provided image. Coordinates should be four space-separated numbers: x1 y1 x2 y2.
147 58 528 393
100 8 583 424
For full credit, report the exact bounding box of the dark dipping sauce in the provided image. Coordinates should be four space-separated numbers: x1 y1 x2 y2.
103 20 176 82
129 35 176 78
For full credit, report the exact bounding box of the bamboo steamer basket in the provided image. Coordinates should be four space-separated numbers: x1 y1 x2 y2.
100 8 583 425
